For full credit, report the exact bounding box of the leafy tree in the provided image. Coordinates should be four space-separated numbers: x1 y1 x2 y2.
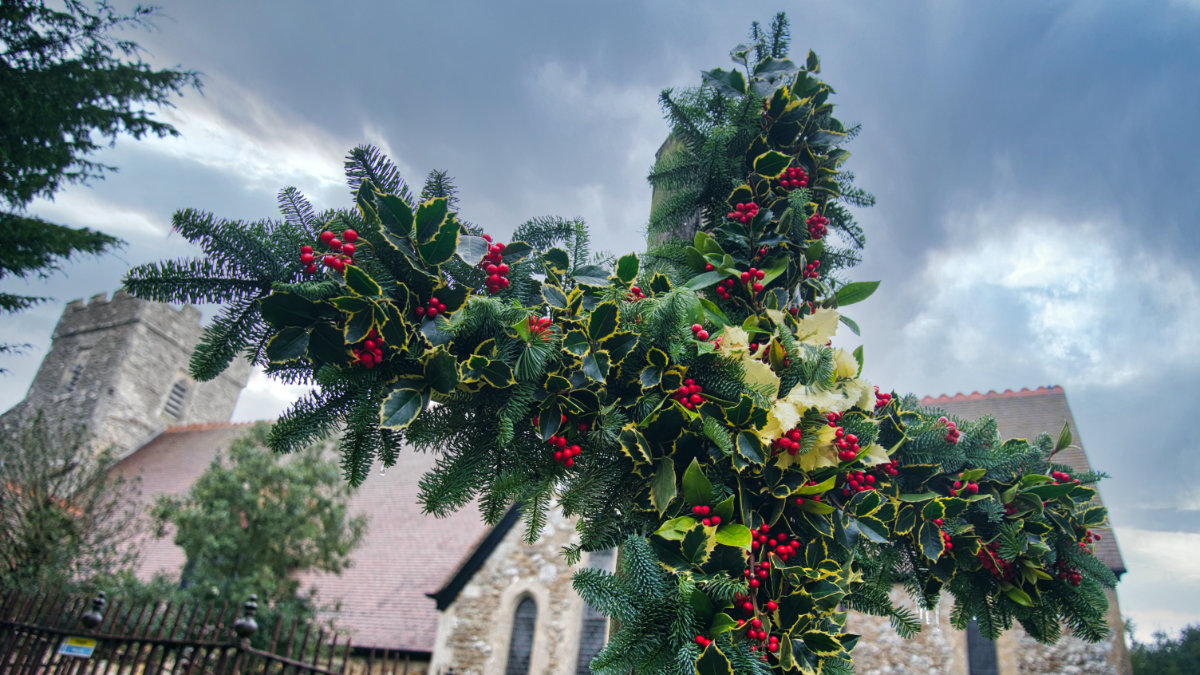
0 413 142 592
1131 625 1200 675
0 0 199 365
149 423 367 611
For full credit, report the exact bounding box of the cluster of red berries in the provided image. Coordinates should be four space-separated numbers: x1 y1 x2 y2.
1077 529 1102 550
939 416 961 444
874 386 892 410
414 296 448 320
939 526 954 552
1057 560 1083 586
690 323 710 342
949 472 979 497
794 480 823 506
1051 470 1080 485
976 541 1016 581
780 166 808 190
746 619 778 652
527 315 553 340
839 470 876 498
727 202 760 224
478 235 510 294
304 228 360 274
626 285 646 302
673 378 705 410
834 427 860 461
714 277 738 300
691 505 721 527
755 246 769 261
771 427 803 456
802 259 821 279
694 634 713 648
806 213 829 239
750 524 796 561
352 329 385 369
878 458 900 478
546 434 582 467
740 267 767 294
826 411 843 427
1003 502 1019 517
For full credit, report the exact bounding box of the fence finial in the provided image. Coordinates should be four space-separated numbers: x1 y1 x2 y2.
234 594 259 639
80 591 106 629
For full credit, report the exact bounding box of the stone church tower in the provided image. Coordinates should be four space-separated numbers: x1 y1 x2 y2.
0 290 250 458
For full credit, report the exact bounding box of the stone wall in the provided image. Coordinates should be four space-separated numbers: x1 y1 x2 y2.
0 291 250 458
428 508 589 675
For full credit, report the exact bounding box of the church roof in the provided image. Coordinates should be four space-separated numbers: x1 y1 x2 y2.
919 386 1125 576
114 423 491 654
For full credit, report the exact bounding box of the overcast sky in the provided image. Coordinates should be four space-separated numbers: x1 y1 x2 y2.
3 0 1198 641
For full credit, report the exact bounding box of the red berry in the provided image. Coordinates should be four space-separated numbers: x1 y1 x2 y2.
427 307 438 318
766 601 777 611
696 330 709 341
342 243 356 256
304 264 316 274
342 229 358 243
320 231 334 243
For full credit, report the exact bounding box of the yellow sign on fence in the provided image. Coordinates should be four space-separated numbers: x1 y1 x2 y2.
57 636 97 658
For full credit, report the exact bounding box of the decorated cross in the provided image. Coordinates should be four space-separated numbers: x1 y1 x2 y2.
125 35 1115 675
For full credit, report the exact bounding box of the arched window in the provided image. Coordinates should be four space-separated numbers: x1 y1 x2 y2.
163 379 189 420
505 596 537 675
575 549 616 673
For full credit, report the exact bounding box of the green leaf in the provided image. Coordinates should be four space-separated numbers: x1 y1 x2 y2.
424 347 459 394
571 264 610 287
735 431 765 467
414 197 449 243
616 253 639 284
701 67 747 97
683 271 725 291
714 523 751 549
379 382 427 430
581 350 611 383
801 631 842 657
806 50 821 73
753 150 791 178
376 192 414 238
618 426 652 465
753 57 799 78
344 310 374 344
682 458 714 506
260 292 322 328
542 284 568 309
840 314 861 335
588 302 619 343
1055 422 1073 454
344 265 381 297
331 295 371 313
918 522 945 562
1003 585 1034 607
562 330 590 357
699 298 730 328
266 326 309 362
418 216 460 266
650 458 677 516
308 324 349 364
639 366 662 390
710 612 737 635
834 281 880 307
852 345 864 377
455 234 490 265
681 525 711 565
542 248 570 275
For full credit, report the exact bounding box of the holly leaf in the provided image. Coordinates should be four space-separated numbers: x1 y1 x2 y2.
266 326 309 362
260 292 322 328
344 265 381 297
753 150 791 178
581 350 611 383
379 381 427 430
588 302 619 343
417 216 460 266
918 522 945 562
682 458 714 506
651 458 677 516
455 234 490 265
736 431 765 467
424 347 459 394
714 523 751 550
616 252 639 284
542 284 568 309
376 192 414 238
571 264 610 287
702 67 747 97
683 271 725 291
414 197 449 243
801 631 842 657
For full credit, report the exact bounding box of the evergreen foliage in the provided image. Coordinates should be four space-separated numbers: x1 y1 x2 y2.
1131 625 1200 675
0 0 198 368
124 13 1117 673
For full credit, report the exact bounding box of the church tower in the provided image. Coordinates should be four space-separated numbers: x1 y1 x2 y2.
0 291 251 458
